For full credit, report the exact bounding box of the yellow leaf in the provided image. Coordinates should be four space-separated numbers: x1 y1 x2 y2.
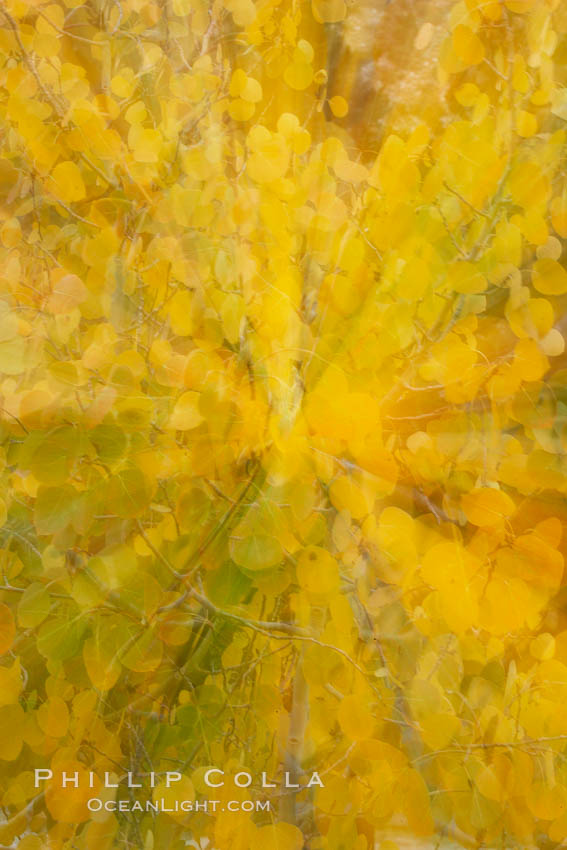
531 633 555 660
329 476 373 519
0 704 24 760
241 76 262 103
224 0 256 26
448 261 488 294
37 696 69 738
453 25 485 66
338 694 376 740
46 273 88 314
152 775 195 822
516 110 538 138
0 217 22 248
296 546 339 595
461 487 515 527
130 127 162 163
250 824 303 850
121 630 163 673
0 604 15 654
50 160 86 203
312 0 346 23
0 658 22 706
169 391 204 430
551 195 567 237
168 291 194 336
229 99 256 121
45 760 98 822
83 635 122 691
230 534 283 572
329 96 348 118
532 258 567 295
284 60 313 91
415 22 435 51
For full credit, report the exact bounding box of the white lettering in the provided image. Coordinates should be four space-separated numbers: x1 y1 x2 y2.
34 769 52 788
62 772 79 788
204 768 224 788
127 772 142 788
261 772 276 788
104 772 119 788
234 772 252 787
284 772 299 788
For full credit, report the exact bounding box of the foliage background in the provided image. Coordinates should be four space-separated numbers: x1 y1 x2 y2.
1 0 567 848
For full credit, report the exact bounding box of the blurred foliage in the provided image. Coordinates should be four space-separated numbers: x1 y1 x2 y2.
1 0 567 848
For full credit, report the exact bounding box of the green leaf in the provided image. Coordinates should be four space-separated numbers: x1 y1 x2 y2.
37 613 87 662
230 534 283 572
17 583 51 628
90 424 127 465
205 560 252 606
28 426 82 485
106 467 153 518
34 485 76 535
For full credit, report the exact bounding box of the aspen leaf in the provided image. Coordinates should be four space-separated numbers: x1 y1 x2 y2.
176 486 211 532
111 72 136 99
45 761 98 822
453 25 485 66
230 534 283 571
250 823 303 850
516 110 538 137
329 96 348 118
28 425 81 484
226 0 256 26
531 633 555 660
312 0 346 22
338 694 375 740
0 704 24 760
229 99 255 121
106 468 152 518
0 604 16 655
456 83 480 107
0 217 22 248
121 629 163 673
153 776 195 822
296 546 339 595
37 696 69 738
532 259 567 295
415 22 434 51
402 769 435 836
462 487 515 526
131 128 162 163
50 161 86 203
247 133 289 182
505 0 536 11
241 77 262 103
17 583 50 628
329 476 372 519
508 161 550 208
83 635 122 690
420 712 460 749
0 657 23 706
46 274 88 314
541 329 565 357
169 391 204 430
448 261 488 294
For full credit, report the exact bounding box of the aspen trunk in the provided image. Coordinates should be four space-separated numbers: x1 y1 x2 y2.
280 651 309 824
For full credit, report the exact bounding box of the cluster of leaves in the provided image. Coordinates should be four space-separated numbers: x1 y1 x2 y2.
1 0 567 848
